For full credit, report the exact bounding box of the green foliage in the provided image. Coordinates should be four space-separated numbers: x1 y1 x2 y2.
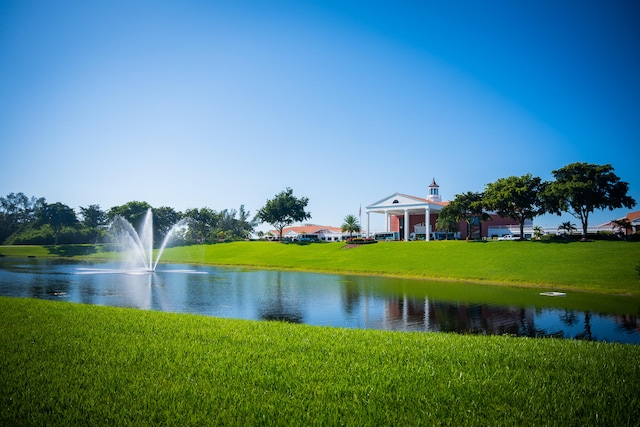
544 162 636 239
255 188 311 241
107 201 152 225
341 214 361 237
2 297 639 425
484 174 545 238
442 192 490 240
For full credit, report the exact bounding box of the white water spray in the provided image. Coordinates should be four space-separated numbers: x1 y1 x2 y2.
110 208 190 272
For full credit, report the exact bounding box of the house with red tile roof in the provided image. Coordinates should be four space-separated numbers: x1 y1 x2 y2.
597 210 640 235
270 224 346 242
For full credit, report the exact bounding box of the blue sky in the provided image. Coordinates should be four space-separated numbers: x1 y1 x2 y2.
1 0 638 233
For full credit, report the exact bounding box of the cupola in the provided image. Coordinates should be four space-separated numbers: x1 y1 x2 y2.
427 178 441 202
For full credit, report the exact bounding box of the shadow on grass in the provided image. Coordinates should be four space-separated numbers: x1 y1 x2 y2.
46 245 98 257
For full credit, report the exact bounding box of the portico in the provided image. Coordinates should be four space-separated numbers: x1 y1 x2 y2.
365 193 447 241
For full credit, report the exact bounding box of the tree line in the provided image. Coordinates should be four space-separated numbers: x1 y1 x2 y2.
0 198 257 246
0 162 636 245
436 162 636 240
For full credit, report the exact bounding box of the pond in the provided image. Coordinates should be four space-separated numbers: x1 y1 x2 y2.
1 258 638 344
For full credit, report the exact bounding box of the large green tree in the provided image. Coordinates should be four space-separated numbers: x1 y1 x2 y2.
79 204 107 243
39 202 78 245
441 192 490 240
107 201 153 229
0 192 45 243
544 163 636 239
255 188 311 242
484 174 545 240
183 207 219 243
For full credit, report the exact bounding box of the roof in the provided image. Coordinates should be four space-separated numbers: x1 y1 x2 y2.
273 224 343 236
597 210 640 227
366 192 448 210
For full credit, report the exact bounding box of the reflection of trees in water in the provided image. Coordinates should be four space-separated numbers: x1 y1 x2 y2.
257 271 304 324
616 314 639 333
426 302 536 337
560 309 579 327
341 279 361 315
575 311 594 341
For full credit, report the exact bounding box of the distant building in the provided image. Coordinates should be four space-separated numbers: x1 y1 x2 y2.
366 178 523 240
597 210 640 235
271 224 346 242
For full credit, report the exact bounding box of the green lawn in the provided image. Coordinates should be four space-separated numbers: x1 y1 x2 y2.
2 297 639 426
158 240 640 295
2 240 639 295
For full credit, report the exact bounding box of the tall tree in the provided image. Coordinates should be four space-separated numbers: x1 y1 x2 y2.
341 214 361 238
255 188 311 242
153 206 183 245
79 204 107 243
183 207 219 243
107 201 153 228
39 202 78 245
484 174 545 240
0 192 45 243
544 163 636 240
442 192 490 240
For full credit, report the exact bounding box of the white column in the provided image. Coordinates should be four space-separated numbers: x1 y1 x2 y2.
426 206 431 241
424 297 430 330
366 212 370 237
404 209 410 241
385 211 390 232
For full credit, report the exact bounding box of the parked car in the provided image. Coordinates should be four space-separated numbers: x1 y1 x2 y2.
497 234 517 240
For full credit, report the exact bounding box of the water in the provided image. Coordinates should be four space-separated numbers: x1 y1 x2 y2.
1 258 638 344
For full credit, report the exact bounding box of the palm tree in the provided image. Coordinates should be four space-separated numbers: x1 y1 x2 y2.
558 221 577 236
435 214 458 240
611 218 631 237
533 226 543 240
341 214 361 238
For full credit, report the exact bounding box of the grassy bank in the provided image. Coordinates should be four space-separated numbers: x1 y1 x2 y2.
2 240 640 295
158 240 640 295
2 297 639 425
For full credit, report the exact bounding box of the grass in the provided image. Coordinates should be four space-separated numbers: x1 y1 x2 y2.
156 240 640 295
2 297 639 426
2 240 640 295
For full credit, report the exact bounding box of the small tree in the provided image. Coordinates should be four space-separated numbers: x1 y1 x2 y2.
558 221 577 236
533 226 544 240
611 218 631 237
544 163 636 240
341 214 361 238
255 188 311 242
435 211 458 240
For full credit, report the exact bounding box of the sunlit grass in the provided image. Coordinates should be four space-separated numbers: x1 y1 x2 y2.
1 297 639 425
158 240 640 294
3 240 639 295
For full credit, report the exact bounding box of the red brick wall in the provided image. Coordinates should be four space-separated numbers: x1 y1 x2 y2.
389 213 519 239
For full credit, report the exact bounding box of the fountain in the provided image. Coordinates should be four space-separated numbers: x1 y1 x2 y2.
110 208 190 272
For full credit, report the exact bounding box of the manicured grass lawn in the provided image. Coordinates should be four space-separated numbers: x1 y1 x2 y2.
2 240 639 295
158 240 640 295
2 297 639 426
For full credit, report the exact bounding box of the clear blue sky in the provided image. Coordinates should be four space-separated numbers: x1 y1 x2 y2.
1 0 638 233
